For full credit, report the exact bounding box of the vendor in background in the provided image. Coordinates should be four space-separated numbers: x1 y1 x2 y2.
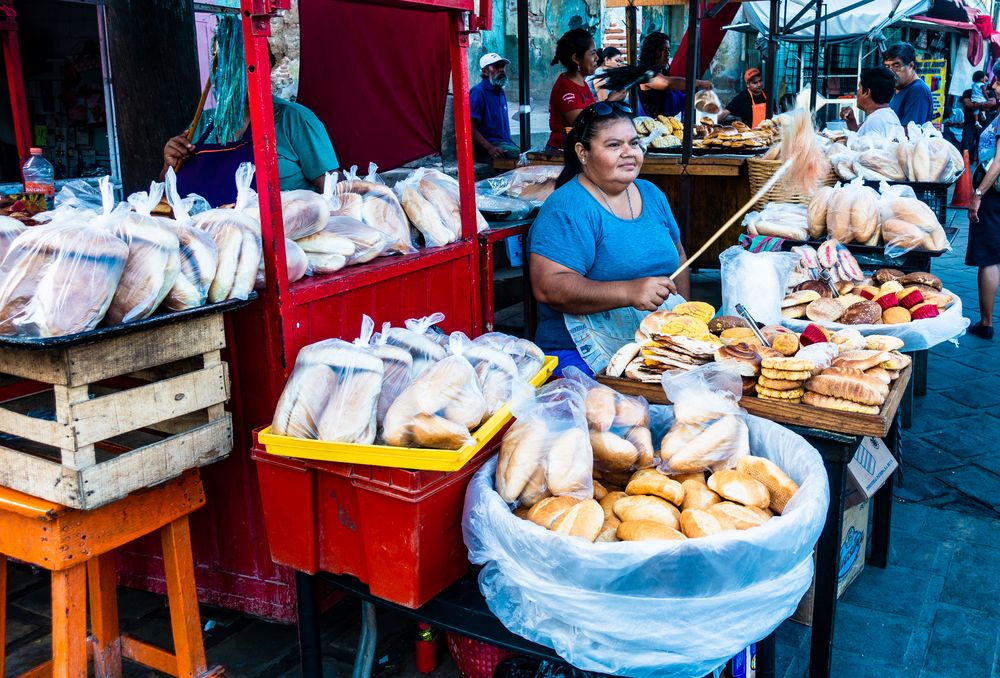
589 47 625 101
637 32 713 119
470 53 521 161
529 102 689 373
546 29 625 152
883 42 934 127
961 71 997 164
840 67 905 138
163 49 338 206
719 68 767 127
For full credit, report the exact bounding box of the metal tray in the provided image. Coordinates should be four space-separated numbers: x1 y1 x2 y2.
0 294 257 350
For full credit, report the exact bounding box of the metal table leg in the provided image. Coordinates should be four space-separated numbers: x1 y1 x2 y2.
756 632 776 678
868 411 900 569
913 350 928 397
352 601 378 678
809 441 850 678
296 571 324 678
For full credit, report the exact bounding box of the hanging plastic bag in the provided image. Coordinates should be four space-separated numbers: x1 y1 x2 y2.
271 337 384 443
494 378 593 507
162 168 219 311
395 169 458 247
360 318 414 430
453 331 530 417
562 365 654 474
0 216 129 336
471 332 545 380
462 407 828 678
333 163 413 252
192 162 263 302
719 246 799 325
53 179 104 212
381 333 488 449
382 312 448 376
101 180 181 324
657 363 750 474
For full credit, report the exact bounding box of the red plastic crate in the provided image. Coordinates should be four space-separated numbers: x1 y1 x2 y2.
251 428 494 608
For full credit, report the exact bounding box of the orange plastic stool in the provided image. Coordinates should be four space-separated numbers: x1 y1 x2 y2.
0 469 222 678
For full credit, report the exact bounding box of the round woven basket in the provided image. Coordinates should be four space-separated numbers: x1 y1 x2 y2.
747 157 836 211
446 633 517 678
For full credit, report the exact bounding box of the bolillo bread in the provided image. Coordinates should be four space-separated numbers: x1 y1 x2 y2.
550 499 604 541
707 470 770 509
707 502 771 530
625 468 684 505
679 509 726 538
680 479 722 511
617 520 687 542
612 494 681 529
735 455 799 514
527 495 581 529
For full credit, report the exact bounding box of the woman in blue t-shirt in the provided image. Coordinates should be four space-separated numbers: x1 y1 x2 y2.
528 102 689 371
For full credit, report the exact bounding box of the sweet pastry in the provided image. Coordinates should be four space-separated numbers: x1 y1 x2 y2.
672 301 715 324
882 307 911 324
805 373 886 406
881 352 912 370
806 298 845 323
720 327 759 344
879 280 904 294
839 300 882 325
771 333 800 356
896 287 924 309
755 385 805 399
783 290 821 307
714 344 762 377
899 271 942 290
757 375 806 391
799 323 831 346
782 304 808 320
708 315 749 334
864 335 904 352
802 391 880 414
760 367 813 381
832 349 891 372
761 356 814 372
873 268 904 285
795 279 834 297
910 302 939 320
873 291 899 311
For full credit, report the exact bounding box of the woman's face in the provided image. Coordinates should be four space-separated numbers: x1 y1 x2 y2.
575 40 599 76
992 79 1000 98
579 118 644 185
605 53 625 68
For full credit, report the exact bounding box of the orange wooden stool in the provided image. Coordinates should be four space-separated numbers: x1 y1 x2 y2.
0 469 222 678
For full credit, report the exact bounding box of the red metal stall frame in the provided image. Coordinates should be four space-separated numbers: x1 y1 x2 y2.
0 2 34 165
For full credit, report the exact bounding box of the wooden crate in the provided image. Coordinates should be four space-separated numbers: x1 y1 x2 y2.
0 313 233 509
596 365 910 438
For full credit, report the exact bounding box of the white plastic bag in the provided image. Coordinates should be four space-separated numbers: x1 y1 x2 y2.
382 312 448 376
456 331 526 417
244 188 328 241
395 169 458 247
162 168 219 311
742 203 808 240
333 163 414 253
476 166 560 204
719 246 798 325
877 181 949 256
494 379 593 507
254 237 311 289
463 407 828 678
362 319 414 430
471 332 545 380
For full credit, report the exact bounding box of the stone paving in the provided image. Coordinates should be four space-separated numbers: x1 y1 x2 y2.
4 208 999 677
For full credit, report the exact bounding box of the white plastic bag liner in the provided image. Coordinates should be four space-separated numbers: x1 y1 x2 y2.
464 408 828 678
720 247 799 325
782 295 969 350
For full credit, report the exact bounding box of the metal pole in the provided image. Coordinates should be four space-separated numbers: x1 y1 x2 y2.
97 5 122 193
680 0 700 255
810 0 822 112
627 2 639 112
517 0 530 151
765 0 779 118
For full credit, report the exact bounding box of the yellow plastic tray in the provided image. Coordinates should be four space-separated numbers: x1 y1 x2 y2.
258 355 558 472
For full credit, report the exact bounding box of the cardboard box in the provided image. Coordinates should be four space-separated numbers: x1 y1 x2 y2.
791 498 870 626
844 436 898 508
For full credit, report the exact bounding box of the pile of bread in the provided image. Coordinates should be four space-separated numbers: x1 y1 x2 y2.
500 376 801 542
393 168 488 247
826 124 963 184
783 266 954 325
604 302 721 383
634 116 682 150
271 317 545 450
475 166 559 207
634 116 778 152
805 181 947 250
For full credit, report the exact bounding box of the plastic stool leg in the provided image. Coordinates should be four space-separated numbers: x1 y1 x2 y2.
88 554 124 678
0 554 6 678
161 517 208 677
51 564 88 678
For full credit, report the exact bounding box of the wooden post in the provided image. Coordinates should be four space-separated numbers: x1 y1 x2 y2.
161 517 208 677
88 555 124 678
0 553 6 678
51 564 88 678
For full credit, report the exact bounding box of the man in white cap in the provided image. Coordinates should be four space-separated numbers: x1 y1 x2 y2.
470 53 520 161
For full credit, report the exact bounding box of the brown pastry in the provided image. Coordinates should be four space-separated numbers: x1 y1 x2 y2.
803 391 880 414
708 315 750 334
882 307 911 324
761 356 814 372
839 300 882 325
761 325 794 342
806 298 846 323
783 290 821 307
782 304 808 320
805 373 887 406
741 376 758 396
794 279 834 297
757 375 806 391
820 367 889 396
592 479 608 501
873 268 905 285
617 520 687 541
736 455 800 514
832 349 891 372
898 271 942 290
771 333 800 356
714 344 762 377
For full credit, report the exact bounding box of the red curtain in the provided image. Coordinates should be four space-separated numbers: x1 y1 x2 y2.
298 0 451 170
667 2 742 78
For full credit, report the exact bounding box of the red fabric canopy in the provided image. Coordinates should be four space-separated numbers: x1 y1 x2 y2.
667 2 742 78
298 0 451 170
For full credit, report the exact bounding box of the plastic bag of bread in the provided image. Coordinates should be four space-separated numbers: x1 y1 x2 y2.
720 246 799 324
319 172 409 263
353 316 415 429
162 169 219 311
381 312 448 377
192 163 263 303
381 333 488 449
0 215 129 336
395 168 488 247
254 238 311 289
657 363 750 474
104 181 181 324
856 147 905 182
825 179 879 245
463 403 828 677
476 166 560 205
694 88 722 115
333 164 414 253
494 379 593 506
806 186 833 239
271 338 383 443
743 203 808 240
562 366 655 473
243 187 328 241
877 182 949 256
471 332 545 380
451 331 528 417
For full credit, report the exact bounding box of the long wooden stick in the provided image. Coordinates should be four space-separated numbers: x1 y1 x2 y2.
175 56 216 174
670 159 792 280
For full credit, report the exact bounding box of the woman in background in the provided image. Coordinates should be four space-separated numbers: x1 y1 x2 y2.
636 32 712 119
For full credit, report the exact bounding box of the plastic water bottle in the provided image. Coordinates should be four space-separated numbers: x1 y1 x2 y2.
22 147 55 209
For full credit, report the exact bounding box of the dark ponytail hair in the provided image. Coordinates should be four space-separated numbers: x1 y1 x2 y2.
556 103 635 188
552 28 593 72
638 32 669 71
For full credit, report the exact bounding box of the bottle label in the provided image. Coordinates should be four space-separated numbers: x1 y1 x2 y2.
24 182 55 197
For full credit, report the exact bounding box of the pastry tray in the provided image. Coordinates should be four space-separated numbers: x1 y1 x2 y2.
0 294 257 350
257 355 558 472
595 364 910 438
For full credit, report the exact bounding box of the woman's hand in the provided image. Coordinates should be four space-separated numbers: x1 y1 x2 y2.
626 276 677 311
970 193 981 223
164 135 195 169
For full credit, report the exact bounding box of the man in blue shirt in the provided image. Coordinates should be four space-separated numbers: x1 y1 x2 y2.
883 42 934 127
469 53 521 161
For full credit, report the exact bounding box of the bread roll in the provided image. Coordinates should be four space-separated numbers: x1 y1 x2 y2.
617 520 686 542
585 388 617 431
400 186 455 247
592 478 608 501
680 509 726 538
106 218 182 324
527 495 581 529
625 469 684 505
551 499 604 541
599 491 628 522
546 427 592 496
496 420 547 502
595 515 621 542
736 455 799 514
590 431 639 471
707 470 770 509
667 415 749 473
681 479 722 511
707 502 770 530
807 186 832 239
671 472 707 485
624 427 656 468
613 494 681 529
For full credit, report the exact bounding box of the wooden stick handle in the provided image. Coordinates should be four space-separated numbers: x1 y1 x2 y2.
670 159 792 280
175 58 216 174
